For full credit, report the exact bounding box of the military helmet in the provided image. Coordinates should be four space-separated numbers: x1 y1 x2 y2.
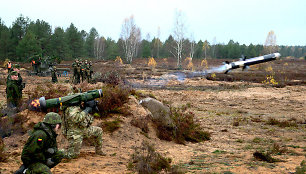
52 66 57 70
10 71 18 76
43 112 62 125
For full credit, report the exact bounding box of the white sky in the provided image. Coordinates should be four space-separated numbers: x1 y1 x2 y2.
0 0 305 46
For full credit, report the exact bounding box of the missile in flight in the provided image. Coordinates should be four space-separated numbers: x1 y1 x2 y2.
223 53 281 74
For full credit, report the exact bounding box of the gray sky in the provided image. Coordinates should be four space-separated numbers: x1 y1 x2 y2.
1 0 305 46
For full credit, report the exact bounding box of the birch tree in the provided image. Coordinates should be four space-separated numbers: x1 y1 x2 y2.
190 33 195 58
202 40 210 58
94 36 105 59
212 37 216 58
120 15 141 64
264 30 278 54
172 10 186 68
157 26 161 58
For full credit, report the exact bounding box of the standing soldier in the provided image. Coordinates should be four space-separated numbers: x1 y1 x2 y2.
84 60 90 82
72 59 78 83
31 59 36 74
80 59 86 83
87 61 93 83
76 60 81 84
7 60 12 73
61 99 105 159
89 61 93 79
6 71 22 108
51 66 58 83
14 112 64 174
37 57 42 74
12 64 25 95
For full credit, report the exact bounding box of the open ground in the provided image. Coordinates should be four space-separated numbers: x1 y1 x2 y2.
0 57 305 174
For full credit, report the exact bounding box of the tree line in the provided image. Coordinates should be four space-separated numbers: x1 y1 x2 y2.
0 15 305 64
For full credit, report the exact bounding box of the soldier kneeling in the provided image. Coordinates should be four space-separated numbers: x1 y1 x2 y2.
14 112 64 174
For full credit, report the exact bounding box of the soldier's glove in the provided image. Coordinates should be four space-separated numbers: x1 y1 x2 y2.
46 158 55 167
47 148 55 154
84 100 98 114
85 100 96 108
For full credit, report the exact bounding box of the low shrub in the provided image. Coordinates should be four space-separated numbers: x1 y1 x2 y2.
26 83 70 100
128 141 182 174
266 117 298 128
95 69 125 86
100 118 122 133
97 85 131 116
153 107 211 144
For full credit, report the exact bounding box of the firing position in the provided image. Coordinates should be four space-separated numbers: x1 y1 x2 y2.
14 112 64 174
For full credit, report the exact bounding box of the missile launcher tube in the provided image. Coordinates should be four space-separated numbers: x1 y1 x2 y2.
39 89 103 109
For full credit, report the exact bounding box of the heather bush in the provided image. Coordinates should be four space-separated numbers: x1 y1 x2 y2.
26 83 70 100
97 85 131 116
128 141 183 174
153 106 211 144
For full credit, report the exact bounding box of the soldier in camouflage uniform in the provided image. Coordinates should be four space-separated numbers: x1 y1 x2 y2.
84 60 91 83
89 61 93 81
6 71 22 108
50 66 58 83
76 60 81 84
61 100 105 159
80 60 86 83
72 59 78 83
14 112 64 174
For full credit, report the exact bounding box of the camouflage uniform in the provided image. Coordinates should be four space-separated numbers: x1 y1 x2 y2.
51 66 58 83
62 106 104 158
6 71 22 108
89 61 93 81
75 61 81 84
72 60 78 83
85 60 91 82
20 112 63 174
80 61 86 83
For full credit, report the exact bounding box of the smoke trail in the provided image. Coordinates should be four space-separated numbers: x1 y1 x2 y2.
206 65 227 73
128 64 227 88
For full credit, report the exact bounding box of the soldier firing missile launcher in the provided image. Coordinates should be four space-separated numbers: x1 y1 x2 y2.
30 89 103 110
223 53 281 74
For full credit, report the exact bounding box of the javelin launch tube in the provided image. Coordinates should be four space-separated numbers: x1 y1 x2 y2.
38 89 103 109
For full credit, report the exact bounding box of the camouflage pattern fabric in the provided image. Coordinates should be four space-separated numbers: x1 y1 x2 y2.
25 162 52 174
51 68 58 83
6 74 22 107
62 106 103 158
21 122 63 173
80 63 86 82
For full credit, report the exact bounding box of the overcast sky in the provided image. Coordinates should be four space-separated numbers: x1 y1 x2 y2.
0 0 305 46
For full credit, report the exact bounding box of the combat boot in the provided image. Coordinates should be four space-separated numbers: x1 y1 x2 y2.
95 147 106 156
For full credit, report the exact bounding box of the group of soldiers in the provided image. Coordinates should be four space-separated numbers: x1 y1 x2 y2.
15 100 105 174
4 60 103 174
6 61 25 108
72 59 93 84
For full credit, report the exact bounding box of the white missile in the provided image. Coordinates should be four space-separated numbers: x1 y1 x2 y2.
224 53 281 74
